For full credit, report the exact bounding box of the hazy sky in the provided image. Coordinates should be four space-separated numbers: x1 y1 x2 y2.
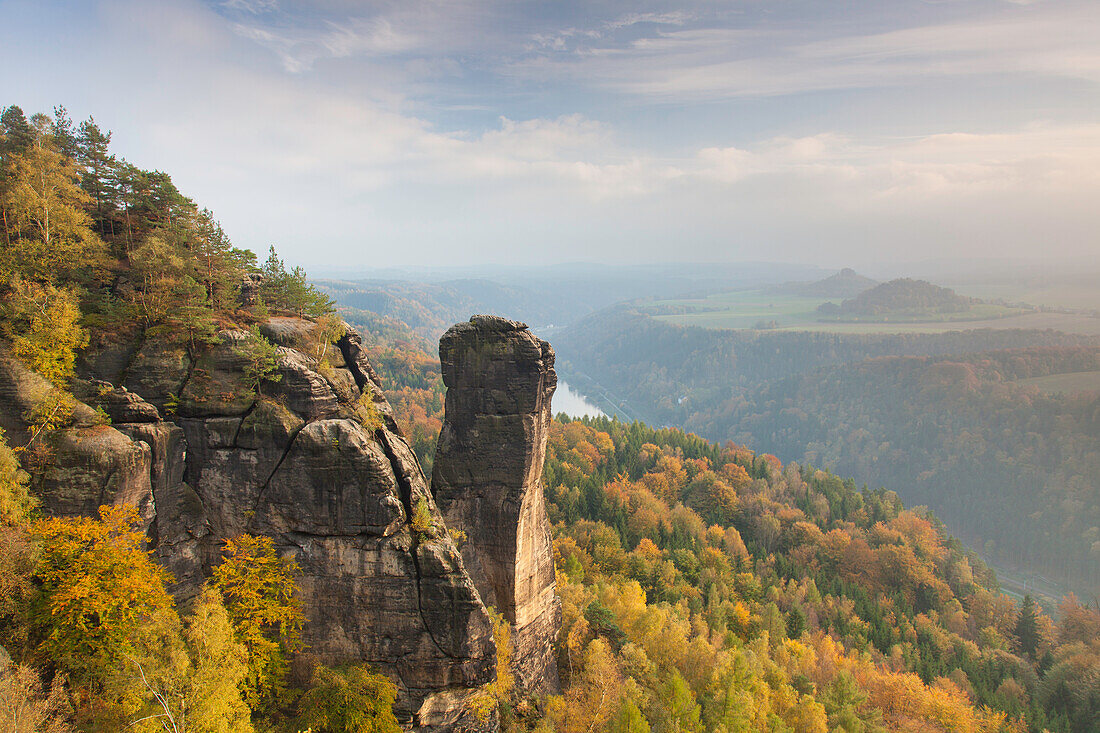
2 0 1098 271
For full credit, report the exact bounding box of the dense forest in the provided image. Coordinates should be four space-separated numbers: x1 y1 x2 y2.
4 102 1100 732
556 308 1100 594
679 348 1100 592
555 307 1092 414
359 322 1100 732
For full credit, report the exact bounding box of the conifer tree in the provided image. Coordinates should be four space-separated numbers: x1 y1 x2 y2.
1015 594 1040 659
76 116 115 235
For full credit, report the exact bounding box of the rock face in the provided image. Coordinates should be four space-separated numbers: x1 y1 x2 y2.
431 316 561 695
24 318 498 731
0 348 155 527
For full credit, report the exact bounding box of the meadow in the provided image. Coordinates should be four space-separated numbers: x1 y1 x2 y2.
646 289 1100 335
1015 369 1100 394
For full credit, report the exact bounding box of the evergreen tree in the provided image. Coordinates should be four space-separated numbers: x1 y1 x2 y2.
0 106 35 160
1 105 36 250
50 106 78 160
76 116 115 235
1015 594 1041 660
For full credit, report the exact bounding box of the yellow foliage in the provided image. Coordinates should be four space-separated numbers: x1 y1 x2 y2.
0 427 35 526
33 504 176 684
212 533 304 711
4 280 87 385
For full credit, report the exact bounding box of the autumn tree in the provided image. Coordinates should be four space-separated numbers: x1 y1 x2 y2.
211 533 304 711
0 121 103 283
181 585 254 733
2 279 87 385
296 664 402 733
0 427 35 526
31 505 177 686
0 664 73 733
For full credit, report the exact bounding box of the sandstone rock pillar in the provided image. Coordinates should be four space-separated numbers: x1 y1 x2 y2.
432 315 561 694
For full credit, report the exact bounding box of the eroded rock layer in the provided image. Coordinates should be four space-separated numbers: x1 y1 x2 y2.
431 315 561 695
7 319 498 731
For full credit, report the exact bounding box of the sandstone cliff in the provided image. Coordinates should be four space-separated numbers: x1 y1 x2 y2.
431 316 561 695
2 318 500 731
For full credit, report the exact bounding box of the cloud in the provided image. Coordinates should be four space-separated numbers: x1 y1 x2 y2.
515 2 1100 99
221 0 278 14
4 0 1098 267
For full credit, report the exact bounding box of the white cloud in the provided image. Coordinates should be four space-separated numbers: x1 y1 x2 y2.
517 2 1100 99
5 0 1098 267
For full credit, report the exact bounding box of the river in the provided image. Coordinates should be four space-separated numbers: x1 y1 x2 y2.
552 380 606 419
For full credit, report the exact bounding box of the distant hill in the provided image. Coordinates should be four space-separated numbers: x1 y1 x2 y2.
819 277 973 319
317 262 833 338
768 267 878 298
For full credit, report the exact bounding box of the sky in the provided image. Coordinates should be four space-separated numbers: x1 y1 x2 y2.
2 0 1098 272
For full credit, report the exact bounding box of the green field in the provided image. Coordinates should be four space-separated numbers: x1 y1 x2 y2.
646 290 1100 335
1015 370 1100 394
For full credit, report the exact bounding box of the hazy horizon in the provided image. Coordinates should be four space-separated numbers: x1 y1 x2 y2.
3 0 1098 271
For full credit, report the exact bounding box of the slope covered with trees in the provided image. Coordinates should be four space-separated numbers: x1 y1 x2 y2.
680 347 1100 592
5 100 1100 732
556 308 1100 593
357 318 1100 732
0 103 400 731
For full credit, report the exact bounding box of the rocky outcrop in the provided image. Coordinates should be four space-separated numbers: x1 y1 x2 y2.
431 316 561 695
70 318 496 730
0 347 155 527
7 311 577 729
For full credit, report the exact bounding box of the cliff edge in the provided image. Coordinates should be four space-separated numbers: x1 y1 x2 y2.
3 317 498 731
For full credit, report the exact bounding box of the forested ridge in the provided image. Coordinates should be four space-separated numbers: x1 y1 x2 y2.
680 348 1100 592
556 308 1100 592
0 103 400 731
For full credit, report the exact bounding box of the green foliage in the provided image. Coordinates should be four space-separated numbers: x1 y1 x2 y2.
1016 595 1041 660
296 664 401 733
235 327 282 394
211 533 304 711
260 246 335 318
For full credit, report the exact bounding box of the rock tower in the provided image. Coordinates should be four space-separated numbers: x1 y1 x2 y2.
432 316 561 694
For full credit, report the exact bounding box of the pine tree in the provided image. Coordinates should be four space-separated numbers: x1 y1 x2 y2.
1 105 36 250
51 106 78 160
1015 594 1040 659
